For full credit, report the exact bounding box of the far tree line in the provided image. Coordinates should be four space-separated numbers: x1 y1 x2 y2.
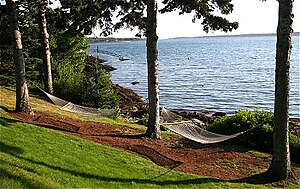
0 0 296 181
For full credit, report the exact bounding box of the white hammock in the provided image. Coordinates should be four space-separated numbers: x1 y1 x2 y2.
160 107 257 144
40 89 118 118
39 88 256 143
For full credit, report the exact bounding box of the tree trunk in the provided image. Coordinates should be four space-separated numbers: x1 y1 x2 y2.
6 0 32 114
267 0 293 180
145 0 161 139
39 0 53 94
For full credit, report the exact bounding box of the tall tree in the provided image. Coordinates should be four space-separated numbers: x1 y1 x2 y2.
142 0 238 138
38 0 53 93
6 0 32 113
267 0 294 180
145 0 160 139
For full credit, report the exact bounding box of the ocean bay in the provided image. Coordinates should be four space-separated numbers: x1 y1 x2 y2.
89 35 300 117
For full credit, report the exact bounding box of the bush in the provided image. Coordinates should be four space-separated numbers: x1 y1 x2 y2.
206 109 300 162
80 65 119 109
289 133 300 162
53 62 84 104
51 34 118 109
136 114 149 126
53 58 119 109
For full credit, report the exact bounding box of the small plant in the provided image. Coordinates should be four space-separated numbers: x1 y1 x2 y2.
136 114 149 126
174 141 185 149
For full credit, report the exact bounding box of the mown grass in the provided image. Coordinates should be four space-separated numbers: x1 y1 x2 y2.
0 86 144 129
0 87 299 188
1 112 274 189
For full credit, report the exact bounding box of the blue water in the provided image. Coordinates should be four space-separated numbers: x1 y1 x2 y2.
89 35 300 117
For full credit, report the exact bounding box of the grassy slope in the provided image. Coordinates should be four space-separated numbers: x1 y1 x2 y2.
0 87 298 189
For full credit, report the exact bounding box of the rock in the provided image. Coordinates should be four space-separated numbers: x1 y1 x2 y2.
112 84 148 117
212 112 226 117
85 54 116 72
131 81 140 85
289 118 300 136
179 111 213 124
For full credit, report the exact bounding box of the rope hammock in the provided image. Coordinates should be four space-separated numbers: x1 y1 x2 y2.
40 89 118 118
39 88 257 144
160 107 258 144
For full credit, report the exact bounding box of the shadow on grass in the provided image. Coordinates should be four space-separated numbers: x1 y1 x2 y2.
0 141 24 155
0 140 281 187
0 116 21 127
126 144 183 169
0 167 49 189
233 172 277 184
0 106 10 112
9 153 222 186
10 151 283 186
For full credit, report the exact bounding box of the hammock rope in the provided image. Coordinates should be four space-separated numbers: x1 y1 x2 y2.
38 86 258 143
40 88 119 118
160 107 259 144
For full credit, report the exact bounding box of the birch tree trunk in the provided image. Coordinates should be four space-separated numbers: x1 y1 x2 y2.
39 0 53 94
267 0 293 180
6 0 32 113
145 0 161 139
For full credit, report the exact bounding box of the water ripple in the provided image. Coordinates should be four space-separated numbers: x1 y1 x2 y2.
89 35 299 117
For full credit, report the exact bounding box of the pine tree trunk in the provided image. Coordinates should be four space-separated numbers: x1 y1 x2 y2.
145 0 161 139
7 0 32 114
39 0 53 94
267 0 293 180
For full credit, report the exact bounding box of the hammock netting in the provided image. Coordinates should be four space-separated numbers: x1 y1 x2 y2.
42 90 118 118
160 107 255 144
41 88 255 144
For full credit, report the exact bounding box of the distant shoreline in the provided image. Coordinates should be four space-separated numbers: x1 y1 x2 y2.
87 37 145 43
87 32 299 42
170 32 300 40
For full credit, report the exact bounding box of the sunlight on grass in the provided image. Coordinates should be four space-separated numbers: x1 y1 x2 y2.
0 119 268 189
0 87 145 129
1 86 299 188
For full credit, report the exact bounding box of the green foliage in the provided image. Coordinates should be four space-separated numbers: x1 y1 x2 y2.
51 34 89 68
160 0 239 33
136 114 149 126
207 109 274 135
0 59 14 86
206 109 300 162
53 61 84 103
80 65 119 109
50 34 119 109
1 2 119 110
289 133 300 162
51 34 88 103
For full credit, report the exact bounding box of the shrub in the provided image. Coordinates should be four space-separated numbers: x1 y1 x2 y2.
53 62 84 104
289 133 300 162
136 114 149 126
206 109 299 162
80 65 119 109
53 59 119 109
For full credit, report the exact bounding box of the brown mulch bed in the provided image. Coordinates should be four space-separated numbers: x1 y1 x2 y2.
8 111 300 183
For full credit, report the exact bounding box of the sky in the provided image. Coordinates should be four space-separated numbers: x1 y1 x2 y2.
108 0 300 39
1 0 298 39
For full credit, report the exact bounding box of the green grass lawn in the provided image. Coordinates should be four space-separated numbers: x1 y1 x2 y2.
1 113 272 189
0 87 299 188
